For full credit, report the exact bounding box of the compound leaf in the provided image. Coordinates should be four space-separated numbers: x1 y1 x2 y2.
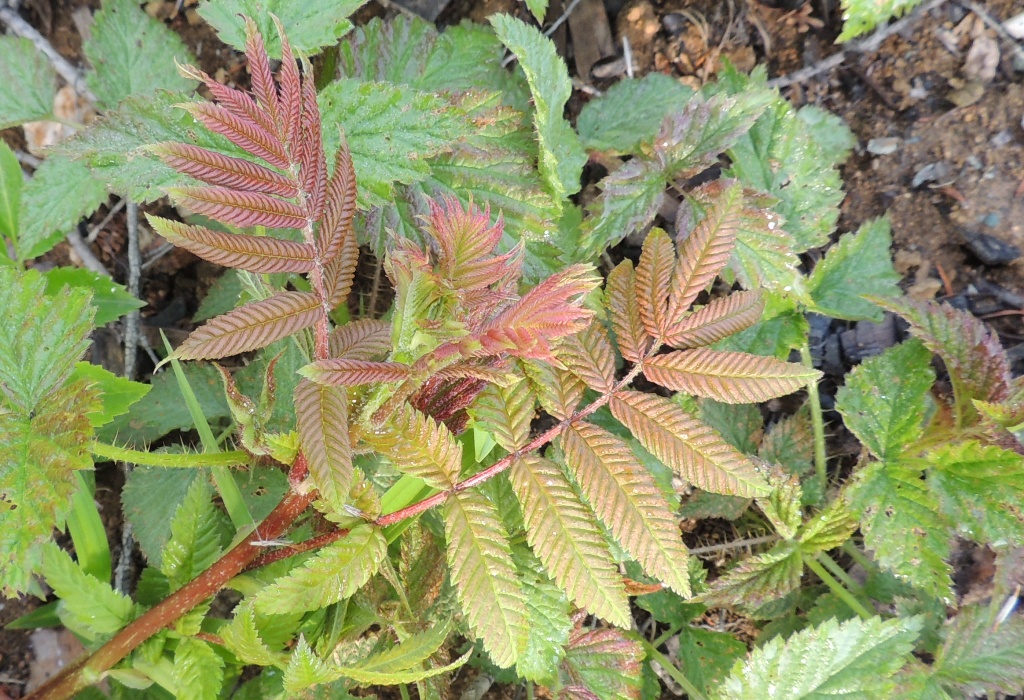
173 637 225 700
578 155 665 259
220 604 286 667
161 477 228 591
363 403 461 490
513 544 571 685
635 227 675 339
605 260 651 364
700 541 803 613
838 0 924 41
665 290 764 350
471 379 535 453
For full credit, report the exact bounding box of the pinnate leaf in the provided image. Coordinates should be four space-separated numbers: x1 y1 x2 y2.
148 216 315 273
41 543 134 640
302 359 412 387
643 348 819 404
718 615 922 699
610 391 770 497
835 339 935 462
635 228 675 338
561 421 691 596
177 290 321 360
578 158 666 259
701 541 803 612
444 488 529 668
328 320 391 360
807 217 901 322
471 379 535 452
173 638 225 700
295 379 352 514
168 185 308 229
363 403 461 490
0 37 55 128
848 461 953 601
562 626 643 700
254 525 386 614
605 260 651 363
150 142 298 197
220 604 286 667
513 544 571 684
665 290 764 349
523 360 583 421
510 454 630 627
563 322 617 394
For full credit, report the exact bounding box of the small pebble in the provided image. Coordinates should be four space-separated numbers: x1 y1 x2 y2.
991 130 1014 147
962 229 1021 266
867 137 901 155
912 161 951 188
983 212 1002 227
965 154 982 169
661 13 687 34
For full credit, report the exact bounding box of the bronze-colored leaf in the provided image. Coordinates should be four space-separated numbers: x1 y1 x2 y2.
169 186 308 230
301 359 412 387
295 379 352 513
328 319 391 360
642 348 820 403
669 182 742 320
297 59 326 220
182 102 290 171
363 402 460 490
605 261 650 364
149 142 297 197
610 390 769 497
563 322 617 394
147 216 315 273
176 291 320 360
275 17 302 150
178 60 278 144
318 141 356 264
523 359 584 421
664 290 764 349
472 378 536 452
635 228 675 338
243 17 282 137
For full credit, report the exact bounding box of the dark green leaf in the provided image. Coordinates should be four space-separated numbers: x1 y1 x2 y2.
198 0 366 57
0 36 55 128
513 544 571 685
675 625 746 696
195 269 243 322
930 603 1024 696
808 218 901 321
577 73 695 154
17 155 108 260
44 267 145 325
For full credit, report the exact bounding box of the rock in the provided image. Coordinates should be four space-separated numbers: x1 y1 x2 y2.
867 137 901 155
840 315 898 364
912 161 952 188
961 229 1021 265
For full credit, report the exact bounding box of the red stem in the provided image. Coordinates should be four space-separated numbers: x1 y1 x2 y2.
244 527 350 573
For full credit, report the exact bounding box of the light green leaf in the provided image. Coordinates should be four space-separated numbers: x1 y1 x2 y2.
713 292 808 359
16 155 108 260
491 14 586 206
839 0 924 41
797 105 857 164
0 141 22 242
161 477 229 591
84 0 197 110
44 268 145 325
512 544 571 685
121 468 197 568
848 461 953 602
254 525 386 614
199 0 366 57
929 604 1024 696
798 495 858 553
835 339 935 462
283 636 338 693
808 218 901 321
0 36 55 128
926 441 1024 546
561 626 643 700
338 620 471 684
69 362 150 427
577 73 695 154
699 541 804 615
718 615 922 699
220 604 287 667
41 542 134 641
526 0 548 22
172 637 224 700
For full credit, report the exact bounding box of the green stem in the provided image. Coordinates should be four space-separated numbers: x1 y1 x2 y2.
801 341 828 492
651 624 682 649
805 556 872 620
399 684 410 700
816 552 864 597
842 541 876 573
67 473 111 582
90 442 250 469
526 681 534 700
637 638 707 700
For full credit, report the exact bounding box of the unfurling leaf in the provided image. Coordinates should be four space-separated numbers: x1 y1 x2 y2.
610 391 770 497
295 379 352 513
642 348 819 404
147 216 315 273
176 291 321 360
510 454 630 627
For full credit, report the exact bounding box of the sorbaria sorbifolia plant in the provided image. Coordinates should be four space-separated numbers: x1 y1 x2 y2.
19 19 824 699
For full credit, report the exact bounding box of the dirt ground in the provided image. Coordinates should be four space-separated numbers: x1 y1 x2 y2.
2 0 1023 697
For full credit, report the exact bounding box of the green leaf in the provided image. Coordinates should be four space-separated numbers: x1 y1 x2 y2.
0 141 22 242
0 36 55 128
797 105 857 164
577 73 695 154
97 362 231 446
16 155 108 260
714 292 808 359
719 68 847 251
675 625 746 697
318 78 472 206
198 0 366 57
161 476 229 591
838 0 924 41
719 615 922 699
195 269 243 322
797 495 858 553
929 604 1024 696
525 0 548 22
512 544 571 685
283 636 337 694
172 637 224 700
220 604 287 667
926 441 1024 546
253 525 386 614
41 543 134 641
835 340 935 462
577 158 665 260
84 0 197 110
44 267 145 325
69 362 150 427
848 461 953 602
121 467 197 568
338 620 471 684
700 541 804 615
562 627 643 700
490 14 586 206
699 400 763 454
808 218 901 321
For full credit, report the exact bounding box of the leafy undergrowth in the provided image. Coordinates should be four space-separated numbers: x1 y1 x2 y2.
0 2 1022 700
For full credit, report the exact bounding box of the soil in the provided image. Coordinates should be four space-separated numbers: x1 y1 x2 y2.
2 0 1023 697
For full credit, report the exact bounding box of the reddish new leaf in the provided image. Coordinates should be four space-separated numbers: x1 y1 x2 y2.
426 198 521 293
635 228 675 339
169 186 307 230
181 102 290 171
642 348 819 403
301 359 413 386
147 216 315 273
328 319 391 360
297 57 326 220
176 291 321 360
605 261 650 364
178 61 278 142
295 379 352 512
149 142 297 197
318 141 357 264
669 182 742 320
664 290 764 349
243 17 281 137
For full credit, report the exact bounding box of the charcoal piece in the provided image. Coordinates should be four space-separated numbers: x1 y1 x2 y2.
840 314 898 364
821 335 843 376
961 229 1021 266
